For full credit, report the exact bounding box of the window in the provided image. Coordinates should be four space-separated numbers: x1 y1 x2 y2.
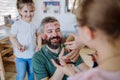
0 0 17 25
65 0 79 13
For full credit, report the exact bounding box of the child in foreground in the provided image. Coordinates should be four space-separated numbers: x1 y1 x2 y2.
52 0 120 80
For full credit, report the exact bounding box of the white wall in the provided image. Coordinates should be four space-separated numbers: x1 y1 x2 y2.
33 0 77 32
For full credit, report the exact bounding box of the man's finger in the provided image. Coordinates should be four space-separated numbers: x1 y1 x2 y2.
59 48 64 59
51 59 60 67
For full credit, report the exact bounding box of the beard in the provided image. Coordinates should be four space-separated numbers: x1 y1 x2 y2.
44 36 62 49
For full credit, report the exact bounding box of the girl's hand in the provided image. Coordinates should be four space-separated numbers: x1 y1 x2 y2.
64 33 85 62
17 45 25 52
65 33 84 51
37 33 44 51
35 46 40 52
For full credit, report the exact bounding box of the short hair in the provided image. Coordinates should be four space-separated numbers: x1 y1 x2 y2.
40 16 59 32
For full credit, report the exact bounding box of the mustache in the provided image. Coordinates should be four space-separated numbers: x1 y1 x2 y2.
49 36 61 40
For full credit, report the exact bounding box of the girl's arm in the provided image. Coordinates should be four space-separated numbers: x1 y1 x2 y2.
36 33 44 51
9 34 25 52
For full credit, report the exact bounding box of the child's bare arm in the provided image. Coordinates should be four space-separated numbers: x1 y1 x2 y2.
36 32 43 51
9 34 25 52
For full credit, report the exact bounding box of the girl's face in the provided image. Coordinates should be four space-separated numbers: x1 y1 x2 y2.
77 26 92 48
78 27 86 44
19 5 34 22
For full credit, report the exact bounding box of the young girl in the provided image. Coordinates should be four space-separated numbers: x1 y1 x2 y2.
9 0 40 80
52 0 120 80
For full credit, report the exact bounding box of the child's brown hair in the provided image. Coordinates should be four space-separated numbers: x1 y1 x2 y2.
76 0 120 39
16 0 35 16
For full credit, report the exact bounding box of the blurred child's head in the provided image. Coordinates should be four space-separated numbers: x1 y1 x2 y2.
16 0 35 22
76 0 120 49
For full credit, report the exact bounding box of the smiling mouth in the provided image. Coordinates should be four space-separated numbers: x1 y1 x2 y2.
51 39 59 43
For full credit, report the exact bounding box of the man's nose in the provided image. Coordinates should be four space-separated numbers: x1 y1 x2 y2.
52 31 58 36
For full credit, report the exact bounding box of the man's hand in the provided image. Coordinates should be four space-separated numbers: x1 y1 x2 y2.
52 48 77 76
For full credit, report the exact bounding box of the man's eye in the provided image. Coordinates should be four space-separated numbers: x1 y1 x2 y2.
56 29 60 32
47 30 52 33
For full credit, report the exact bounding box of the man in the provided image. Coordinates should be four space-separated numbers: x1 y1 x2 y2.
32 16 89 80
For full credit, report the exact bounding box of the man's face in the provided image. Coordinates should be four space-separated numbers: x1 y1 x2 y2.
43 21 62 49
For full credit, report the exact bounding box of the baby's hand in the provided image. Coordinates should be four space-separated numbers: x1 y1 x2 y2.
64 33 75 52
65 33 85 51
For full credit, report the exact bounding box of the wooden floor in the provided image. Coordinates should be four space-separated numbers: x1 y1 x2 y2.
4 48 94 80
4 61 27 80
4 61 16 80
5 72 16 80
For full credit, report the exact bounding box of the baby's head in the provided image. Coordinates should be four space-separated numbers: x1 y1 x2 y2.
16 0 35 22
76 0 120 48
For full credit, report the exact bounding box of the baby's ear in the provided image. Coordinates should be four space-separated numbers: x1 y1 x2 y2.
83 26 95 41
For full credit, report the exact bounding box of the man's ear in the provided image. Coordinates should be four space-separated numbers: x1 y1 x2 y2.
83 26 94 41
